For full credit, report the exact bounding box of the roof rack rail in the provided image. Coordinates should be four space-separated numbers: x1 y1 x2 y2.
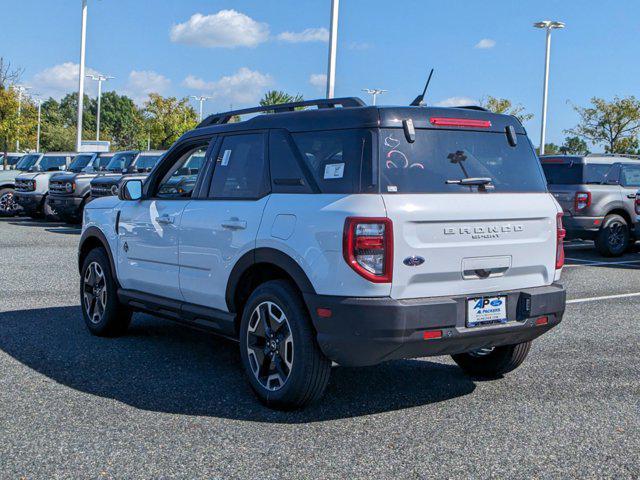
586 153 640 159
196 97 366 128
455 105 489 112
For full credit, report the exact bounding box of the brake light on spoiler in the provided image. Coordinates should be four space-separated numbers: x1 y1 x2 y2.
430 117 492 128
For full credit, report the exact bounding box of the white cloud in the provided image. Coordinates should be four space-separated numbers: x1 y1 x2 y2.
309 73 327 90
125 70 171 104
348 41 371 51
182 67 273 105
170 10 269 48
29 62 101 99
474 38 496 49
435 96 479 107
277 27 329 43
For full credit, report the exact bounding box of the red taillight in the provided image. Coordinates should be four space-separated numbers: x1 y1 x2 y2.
423 330 443 340
343 217 393 283
574 192 591 211
430 117 492 129
316 308 332 318
556 213 566 269
635 195 640 215
535 316 549 326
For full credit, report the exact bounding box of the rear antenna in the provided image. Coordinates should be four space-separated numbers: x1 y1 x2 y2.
410 69 434 106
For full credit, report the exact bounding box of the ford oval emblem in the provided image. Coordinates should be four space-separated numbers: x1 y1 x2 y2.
403 256 425 267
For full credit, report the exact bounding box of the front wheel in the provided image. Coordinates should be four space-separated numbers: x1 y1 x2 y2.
80 248 132 336
451 341 532 378
239 280 331 410
0 188 19 216
595 214 629 257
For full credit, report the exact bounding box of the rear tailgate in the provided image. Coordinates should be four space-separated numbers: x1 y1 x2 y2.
384 193 559 299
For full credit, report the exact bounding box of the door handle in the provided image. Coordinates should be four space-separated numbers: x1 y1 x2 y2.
627 193 636 199
156 214 174 224
221 218 247 230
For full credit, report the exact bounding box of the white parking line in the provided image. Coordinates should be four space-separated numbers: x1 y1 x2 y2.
564 257 640 267
567 292 640 304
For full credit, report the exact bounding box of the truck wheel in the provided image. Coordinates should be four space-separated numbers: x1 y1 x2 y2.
595 214 629 257
239 280 331 410
451 341 532 378
80 248 132 337
0 188 18 216
43 195 57 221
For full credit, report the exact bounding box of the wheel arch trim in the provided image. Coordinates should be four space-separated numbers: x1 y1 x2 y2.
78 226 118 283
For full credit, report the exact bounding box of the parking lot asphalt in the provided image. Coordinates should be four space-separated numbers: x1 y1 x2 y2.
0 218 638 479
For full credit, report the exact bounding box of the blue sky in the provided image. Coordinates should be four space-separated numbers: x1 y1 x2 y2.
2 0 640 147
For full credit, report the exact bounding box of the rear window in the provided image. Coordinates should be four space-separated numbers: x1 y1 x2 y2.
291 129 373 194
380 129 547 193
541 162 613 185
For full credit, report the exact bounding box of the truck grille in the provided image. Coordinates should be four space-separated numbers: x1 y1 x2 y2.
15 179 35 192
91 185 117 198
50 181 71 195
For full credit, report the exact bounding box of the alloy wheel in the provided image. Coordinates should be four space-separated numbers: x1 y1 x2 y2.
83 261 107 324
0 191 18 215
246 301 294 391
608 222 625 249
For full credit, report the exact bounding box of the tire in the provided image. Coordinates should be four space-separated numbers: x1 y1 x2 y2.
451 341 532 378
595 214 629 257
239 280 331 410
43 195 57 221
80 248 132 337
0 188 19 216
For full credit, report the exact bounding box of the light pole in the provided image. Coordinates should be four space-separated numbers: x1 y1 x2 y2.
326 0 339 98
362 88 387 106
190 95 212 122
33 94 42 152
534 20 565 155
14 85 31 151
86 74 114 141
76 0 88 152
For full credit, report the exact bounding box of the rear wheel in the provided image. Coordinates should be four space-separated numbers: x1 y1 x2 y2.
0 188 18 216
80 248 132 336
595 214 629 257
239 280 331 410
451 341 532 377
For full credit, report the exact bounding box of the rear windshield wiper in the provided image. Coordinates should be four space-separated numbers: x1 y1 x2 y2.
446 177 495 191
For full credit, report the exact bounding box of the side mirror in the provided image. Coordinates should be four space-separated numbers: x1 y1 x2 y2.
119 179 143 201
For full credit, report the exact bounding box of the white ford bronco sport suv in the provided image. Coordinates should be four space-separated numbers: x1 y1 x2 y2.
79 98 567 409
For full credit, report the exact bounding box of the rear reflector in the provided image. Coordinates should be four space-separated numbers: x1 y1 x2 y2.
430 117 492 129
423 330 443 340
556 213 566 269
535 316 549 326
316 308 332 318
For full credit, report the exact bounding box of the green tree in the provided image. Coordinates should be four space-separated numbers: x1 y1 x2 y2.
92 91 145 150
480 96 534 123
536 143 560 155
567 96 640 154
144 94 198 149
560 136 590 155
38 97 75 152
260 90 304 107
0 88 19 161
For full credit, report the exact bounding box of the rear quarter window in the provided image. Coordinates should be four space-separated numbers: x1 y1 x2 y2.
291 129 373 194
542 162 613 185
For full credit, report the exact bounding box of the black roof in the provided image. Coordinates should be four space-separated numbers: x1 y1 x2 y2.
182 97 526 141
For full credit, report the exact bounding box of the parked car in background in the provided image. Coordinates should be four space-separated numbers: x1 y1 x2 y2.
89 150 165 200
0 153 42 216
14 152 74 218
2 152 24 170
79 98 566 409
541 154 640 256
46 152 116 223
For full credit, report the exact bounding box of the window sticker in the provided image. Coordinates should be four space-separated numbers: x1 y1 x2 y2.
221 149 232 166
387 185 398 192
324 163 345 179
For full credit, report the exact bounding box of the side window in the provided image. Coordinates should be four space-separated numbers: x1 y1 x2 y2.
291 129 372 193
620 165 640 187
269 130 313 194
156 146 208 199
208 133 269 199
41 156 66 171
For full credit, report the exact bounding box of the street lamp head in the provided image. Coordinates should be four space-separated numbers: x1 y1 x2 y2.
534 20 565 29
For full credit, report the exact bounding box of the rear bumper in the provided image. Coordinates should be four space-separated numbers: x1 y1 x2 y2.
47 195 83 219
304 283 566 367
562 214 603 240
14 192 44 213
